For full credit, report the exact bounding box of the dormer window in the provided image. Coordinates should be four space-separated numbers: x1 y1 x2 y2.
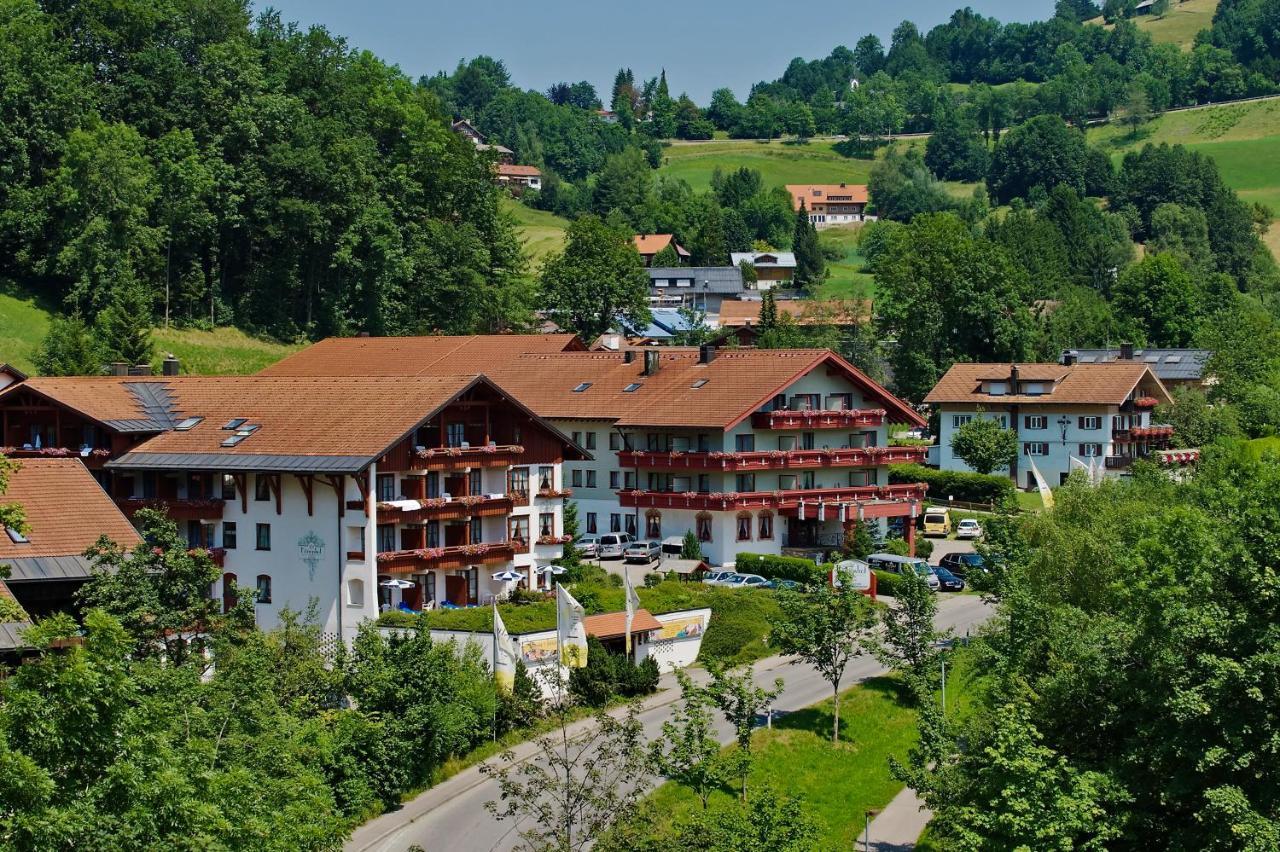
986 382 1007 396
1022 382 1047 396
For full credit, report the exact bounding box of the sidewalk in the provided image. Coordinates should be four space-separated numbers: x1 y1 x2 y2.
863 785 932 851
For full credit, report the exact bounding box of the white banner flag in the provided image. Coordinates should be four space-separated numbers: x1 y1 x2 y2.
624 566 642 655
1028 455 1055 509
493 602 519 692
556 584 588 668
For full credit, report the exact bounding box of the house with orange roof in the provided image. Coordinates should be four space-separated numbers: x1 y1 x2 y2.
633 234 690 266
925 359 1184 490
785 183 872 228
495 163 542 193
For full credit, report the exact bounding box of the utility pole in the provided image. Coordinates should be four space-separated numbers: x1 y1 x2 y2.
941 656 947 716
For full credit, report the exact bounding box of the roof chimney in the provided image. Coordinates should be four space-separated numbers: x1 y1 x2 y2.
1061 349 1078 367
624 350 636 364
357 331 371 338
1119 342 1134 361
699 344 716 364
643 349 661 376
129 364 152 376
1009 364 1020 394
109 362 128 377
162 355 180 376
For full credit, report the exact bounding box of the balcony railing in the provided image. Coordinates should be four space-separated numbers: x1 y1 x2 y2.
117 497 225 521
372 494 514 523
1105 456 1134 469
188 546 226 567
750 409 887 430
1125 424 1174 440
3 446 113 468
410 444 524 470
617 445 925 472
618 483 927 513
375 541 518 573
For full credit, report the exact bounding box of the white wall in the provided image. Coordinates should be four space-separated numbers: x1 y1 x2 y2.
648 608 711 672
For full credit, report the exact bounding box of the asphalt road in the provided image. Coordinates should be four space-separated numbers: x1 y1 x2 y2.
346 594 992 852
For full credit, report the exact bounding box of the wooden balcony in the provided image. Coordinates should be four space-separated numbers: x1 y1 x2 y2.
1105 456 1134 469
188 547 226 567
371 495 515 523
618 483 928 516
750 409 887 430
410 444 524 471
3 446 113 469
375 541 519 574
1114 424 1174 442
617 445 925 472
117 497 225 521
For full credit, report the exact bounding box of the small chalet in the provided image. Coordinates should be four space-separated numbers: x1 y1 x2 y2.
451 119 513 164
496 164 542 193
633 234 690 267
731 251 797 287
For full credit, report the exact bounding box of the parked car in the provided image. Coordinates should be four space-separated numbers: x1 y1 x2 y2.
938 551 988 579
576 534 600 558
722 573 768 588
956 519 983 539
701 570 737 585
866 553 940 591
597 532 633 559
933 566 966 592
764 578 802 591
922 509 951 537
624 539 661 563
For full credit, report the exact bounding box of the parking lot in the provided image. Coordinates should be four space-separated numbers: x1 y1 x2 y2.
927 535 976 565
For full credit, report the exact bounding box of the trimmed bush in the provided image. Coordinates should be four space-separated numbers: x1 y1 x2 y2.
889 463 1016 509
735 552 827 584
873 569 908 597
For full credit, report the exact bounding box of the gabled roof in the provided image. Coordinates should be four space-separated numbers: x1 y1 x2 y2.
1069 348 1211 382
730 252 797 269
786 183 869 210
0 459 140 564
633 234 689 257
924 362 1172 407
647 266 745 295
260 334 585 378
487 348 925 428
716 300 871 328
583 608 663 639
497 164 541 177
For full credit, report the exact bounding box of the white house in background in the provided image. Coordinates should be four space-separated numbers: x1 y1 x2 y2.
786 183 873 227
0 358 586 646
925 360 1188 490
495 163 542 193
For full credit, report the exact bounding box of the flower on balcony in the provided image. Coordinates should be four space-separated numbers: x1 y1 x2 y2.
537 534 573 545
461 543 492 556
709 451 731 459
1 445 113 458
537 488 573 498
769 450 786 459
1134 397 1160 409
457 495 486 506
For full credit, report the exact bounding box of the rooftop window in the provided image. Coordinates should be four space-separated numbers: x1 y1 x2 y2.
222 418 246 430
221 434 249 448
623 383 642 393
572 382 592 393
174 417 203 431
691 379 709 389
5 527 28 544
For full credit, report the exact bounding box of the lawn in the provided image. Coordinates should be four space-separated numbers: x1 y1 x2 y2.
659 139 877 193
1086 0 1219 49
500 196 569 266
638 649 980 850
815 225 875 302
0 278 301 375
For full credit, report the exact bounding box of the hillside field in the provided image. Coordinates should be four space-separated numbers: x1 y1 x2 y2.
0 281 300 375
659 138 877 192
500 196 569 265
1086 0 1219 49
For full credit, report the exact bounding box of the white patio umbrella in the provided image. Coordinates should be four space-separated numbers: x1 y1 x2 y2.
379 579 414 589
539 564 567 576
492 569 524 582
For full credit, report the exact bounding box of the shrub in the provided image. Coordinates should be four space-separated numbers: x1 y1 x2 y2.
889 463 1016 509
375 610 420 628
569 636 660 707
735 552 826 584
873 570 908 597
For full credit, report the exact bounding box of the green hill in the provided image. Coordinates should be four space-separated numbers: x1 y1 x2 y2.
1086 0 1219 49
0 282 300 375
659 139 877 192
500 196 569 265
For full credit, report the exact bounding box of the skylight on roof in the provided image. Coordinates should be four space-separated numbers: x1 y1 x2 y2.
222 418 246 430
623 383 642 393
691 379 709 389
174 417 203 431
221 434 249 448
235 424 260 436
1144 355 1160 362
1079 355 1097 362
1165 355 1182 363
572 382 592 392
5 527 28 544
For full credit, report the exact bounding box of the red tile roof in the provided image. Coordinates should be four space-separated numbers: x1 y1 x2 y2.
717 299 871 327
582 608 663 639
260 334 584 378
0 459 140 558
497 164 541 177
632 234 690 257
786 183 869 210
924 362 1172 406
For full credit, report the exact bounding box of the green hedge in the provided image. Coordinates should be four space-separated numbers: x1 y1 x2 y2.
873 569 907 597
889 463 1016 509
735 552 827 584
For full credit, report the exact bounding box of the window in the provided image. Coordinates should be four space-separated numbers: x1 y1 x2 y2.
736 473 756 492
952 415 974 429
5 527 27 544
223 521 237 550
586 512 598 534
223 418 246 431
256 523 271 551
175 416 202 431
469 470 482 495
758 511 774 540
826 393 853 410
571 431 582 446
1078 443 1103 457
610 471 620 489
571 469 582 488
446 422 466 447
736 512 752 541
801 471 816 489
221 474 236 501
697 434 710 452
470 520 483 544
348 578 365 608
696 512 713 542
624 471 636 490
509 516 529 544
802 432 815 450
646 510 661 539
985 381 1008 396
735 434 755 452
623 383 642 393
572 382 591 392
624 515 637 536
539 513 554 538
255 475 271 501
1025 415 1047 430
778 474 798 490
377 525 396 554
426 472 440 498
425 573 436 604
609 433 622 451
771 393 787 411
426 521 440 548
697 474 710 493
610 513 621 533
1079 416 1102 430
848 469 874 486
692 379 709 389
222 573 237 613
538 466 553 491
848 431 874 449
1023 443 1050 456
508 468 530 498
586 470 597 488
255 574 272 604
585 432 597 450
790 393 820 411
377 474 396 501
467 568 478 604
778 435 798 451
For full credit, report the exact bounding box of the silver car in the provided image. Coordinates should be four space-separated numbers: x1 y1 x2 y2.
721 573 768 588
624 540 661 563
597 533 632 559
575 534 600 558
701 570 737 585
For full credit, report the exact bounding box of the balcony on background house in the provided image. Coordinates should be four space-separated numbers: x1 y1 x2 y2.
409 444 524 471
117 497 225 521
1105 456 1135 469
618 483 927 517
367 494 515 524
187 546 226 568
617 445 926 472
375 541 519 574
750 408 887 430
2 445 114 469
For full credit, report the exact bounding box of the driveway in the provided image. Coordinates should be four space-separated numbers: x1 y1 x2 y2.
345 595 994 852
927 537 975 565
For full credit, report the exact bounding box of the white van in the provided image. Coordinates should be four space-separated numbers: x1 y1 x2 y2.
866 553 940 591
597 532 633 559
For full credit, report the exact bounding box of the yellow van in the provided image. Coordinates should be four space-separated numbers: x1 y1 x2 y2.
922 508 951 537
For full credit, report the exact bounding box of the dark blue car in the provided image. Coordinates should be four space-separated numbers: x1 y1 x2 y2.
933 565 966 592
939 551 987 579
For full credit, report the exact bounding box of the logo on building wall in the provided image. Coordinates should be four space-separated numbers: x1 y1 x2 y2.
298 531 326 582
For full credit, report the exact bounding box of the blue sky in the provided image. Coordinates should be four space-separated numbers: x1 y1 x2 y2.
257 0 1057 103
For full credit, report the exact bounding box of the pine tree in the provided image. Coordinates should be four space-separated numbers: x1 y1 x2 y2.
96 280 155 367
36 313 106 376
692 205 729 266
759 288 779 332
792 202 825 289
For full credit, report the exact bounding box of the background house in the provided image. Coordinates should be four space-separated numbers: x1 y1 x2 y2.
633 234 690 266
731 251 796 287
647 266 744 313
1065 345 1212 391
786 183 871 227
